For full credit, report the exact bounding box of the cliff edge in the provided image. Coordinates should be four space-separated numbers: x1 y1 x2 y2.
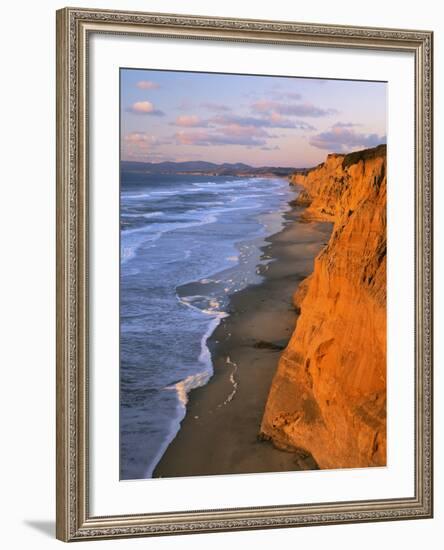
260 144 387 469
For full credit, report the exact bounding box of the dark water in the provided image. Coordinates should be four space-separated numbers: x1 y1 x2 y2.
120 172 294 479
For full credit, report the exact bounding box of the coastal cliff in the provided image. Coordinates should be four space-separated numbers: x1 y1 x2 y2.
260 144 387 469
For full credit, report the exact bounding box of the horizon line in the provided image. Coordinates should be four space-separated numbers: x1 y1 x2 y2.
120 142 386 170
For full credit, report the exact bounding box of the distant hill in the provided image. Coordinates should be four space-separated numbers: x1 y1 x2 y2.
121 160 299 178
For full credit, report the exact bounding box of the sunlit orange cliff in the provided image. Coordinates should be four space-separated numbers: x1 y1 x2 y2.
260 144 387 469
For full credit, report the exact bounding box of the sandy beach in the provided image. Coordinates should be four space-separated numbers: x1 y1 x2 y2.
154 198 332 478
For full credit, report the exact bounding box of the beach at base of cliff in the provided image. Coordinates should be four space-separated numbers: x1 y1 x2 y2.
153 202 332 478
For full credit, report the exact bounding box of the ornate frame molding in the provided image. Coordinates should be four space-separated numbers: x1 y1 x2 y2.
56 7 433 542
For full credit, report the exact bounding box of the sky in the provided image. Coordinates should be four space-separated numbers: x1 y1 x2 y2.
120 68 386 168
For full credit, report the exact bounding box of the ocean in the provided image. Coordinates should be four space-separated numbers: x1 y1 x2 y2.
120 171 295 480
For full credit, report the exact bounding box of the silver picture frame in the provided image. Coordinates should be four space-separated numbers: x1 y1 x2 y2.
56 7 433 541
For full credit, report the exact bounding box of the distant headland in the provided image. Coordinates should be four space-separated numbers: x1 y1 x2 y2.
121 160 305 178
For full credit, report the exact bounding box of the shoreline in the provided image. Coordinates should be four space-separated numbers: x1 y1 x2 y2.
154 197 332 478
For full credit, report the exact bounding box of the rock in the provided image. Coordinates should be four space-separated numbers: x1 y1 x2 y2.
261 144 387 469
289 189 313 207
253 340 286 351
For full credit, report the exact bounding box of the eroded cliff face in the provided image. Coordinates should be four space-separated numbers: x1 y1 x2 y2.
260 145 387 469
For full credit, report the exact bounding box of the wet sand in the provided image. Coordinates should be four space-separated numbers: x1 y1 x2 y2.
154 200 332 478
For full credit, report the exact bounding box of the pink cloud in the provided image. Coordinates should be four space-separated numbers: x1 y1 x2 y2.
332 121 362 128
251 100 277 113
174 115 206 127
174 128 268 147
175 130 211 145
270 112 283 123
309 126 386 152
210 113 314 131
127 101 164 116
136 80 160 90
122 132 156 160
132 101 154 113
123 132 156 151
251 99 337 117
124 131 154 143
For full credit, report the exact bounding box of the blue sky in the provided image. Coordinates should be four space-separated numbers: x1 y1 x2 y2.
121 68 386 168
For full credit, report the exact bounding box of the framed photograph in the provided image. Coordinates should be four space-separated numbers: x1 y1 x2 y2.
56 7 433 542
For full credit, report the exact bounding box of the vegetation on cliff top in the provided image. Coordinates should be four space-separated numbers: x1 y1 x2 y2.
341 143 386 170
